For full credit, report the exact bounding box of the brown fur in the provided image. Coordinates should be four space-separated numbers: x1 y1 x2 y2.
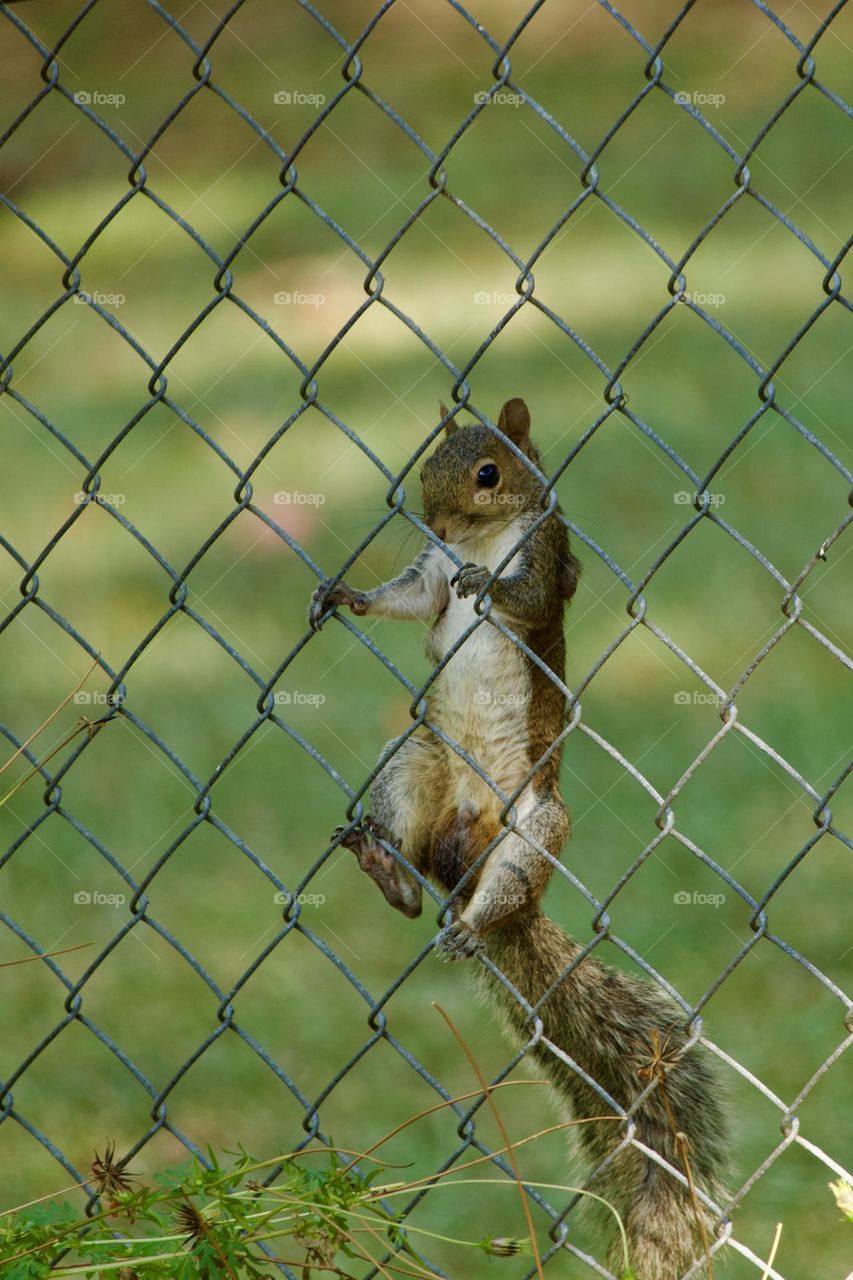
483 914 728 1278
310 398 728 1278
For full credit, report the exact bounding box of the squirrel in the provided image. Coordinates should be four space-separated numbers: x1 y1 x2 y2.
309 397 728 1279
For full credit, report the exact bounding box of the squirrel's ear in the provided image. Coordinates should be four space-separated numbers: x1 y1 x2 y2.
497 398 531 451
439 400 457 435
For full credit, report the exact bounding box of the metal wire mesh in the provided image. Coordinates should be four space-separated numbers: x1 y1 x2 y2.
1 1 851 1277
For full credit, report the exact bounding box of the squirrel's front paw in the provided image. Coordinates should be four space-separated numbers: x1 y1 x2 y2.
451 563 491 600
436 919 485 962
309 580 368 630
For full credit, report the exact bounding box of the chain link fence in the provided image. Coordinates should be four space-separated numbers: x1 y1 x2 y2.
1 1 851 1277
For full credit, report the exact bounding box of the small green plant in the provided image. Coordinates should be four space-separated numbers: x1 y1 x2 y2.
829 1177 853 1224
1 1000 633 1279
0 1073 635 1280
2 1142 381 1278
1 1137 552 1279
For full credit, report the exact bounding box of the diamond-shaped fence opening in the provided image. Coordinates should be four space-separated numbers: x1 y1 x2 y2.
1 2 851 1278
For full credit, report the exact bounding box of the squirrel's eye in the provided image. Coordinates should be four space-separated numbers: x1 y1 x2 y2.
476 463 500 488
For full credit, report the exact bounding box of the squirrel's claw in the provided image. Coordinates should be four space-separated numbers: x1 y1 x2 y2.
332 817 391 850
309 582 334 630
452 563 491 600
436 919 484 962
449 561 476 587
309 580 368 630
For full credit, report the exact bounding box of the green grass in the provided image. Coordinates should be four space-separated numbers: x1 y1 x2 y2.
1 2 851 1276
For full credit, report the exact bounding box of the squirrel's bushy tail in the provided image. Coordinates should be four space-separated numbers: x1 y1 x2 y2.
478 911 728 1280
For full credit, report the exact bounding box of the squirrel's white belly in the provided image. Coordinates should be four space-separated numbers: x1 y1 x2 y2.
429 521 533 800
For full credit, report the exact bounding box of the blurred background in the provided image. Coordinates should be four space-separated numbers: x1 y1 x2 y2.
1 0 851 1275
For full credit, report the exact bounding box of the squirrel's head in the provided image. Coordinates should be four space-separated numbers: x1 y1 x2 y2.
420 398 543 544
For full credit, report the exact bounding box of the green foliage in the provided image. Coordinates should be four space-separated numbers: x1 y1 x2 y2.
829 1178 853 1225
0 1143 546 1278
0 1146 392 1278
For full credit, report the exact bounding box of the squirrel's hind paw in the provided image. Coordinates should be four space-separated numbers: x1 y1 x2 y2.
336 820 422 919
436 920 484 962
